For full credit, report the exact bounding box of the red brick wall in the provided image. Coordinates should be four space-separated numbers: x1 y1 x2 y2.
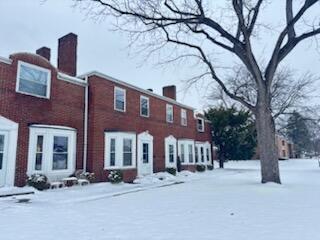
87 75 212 182
0 53 85 186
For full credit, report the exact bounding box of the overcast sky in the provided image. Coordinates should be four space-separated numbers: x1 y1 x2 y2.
0 0 319 110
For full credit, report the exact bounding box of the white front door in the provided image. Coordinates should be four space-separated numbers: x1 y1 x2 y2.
0 131 8 187
138 140 153 176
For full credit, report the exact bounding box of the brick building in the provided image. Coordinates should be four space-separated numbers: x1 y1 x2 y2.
0 33 214 187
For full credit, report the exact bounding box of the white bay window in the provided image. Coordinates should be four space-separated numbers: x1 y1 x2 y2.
28 125 76 181
105 132 136 169
178 139 195 165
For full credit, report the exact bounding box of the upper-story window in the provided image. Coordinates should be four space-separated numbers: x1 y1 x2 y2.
16 61 51 98
140 96 150 117
181 109 187 126
166 104 173 123
197 118 205 132
114 87 126 112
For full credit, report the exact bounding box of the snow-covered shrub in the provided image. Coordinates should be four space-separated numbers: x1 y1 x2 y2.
207 165 214 171
165 167 177 176
196 164 206 172
73 170 96 183
108 170 123 184
26 174 50 191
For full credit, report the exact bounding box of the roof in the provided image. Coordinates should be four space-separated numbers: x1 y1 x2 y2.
78 71 195 111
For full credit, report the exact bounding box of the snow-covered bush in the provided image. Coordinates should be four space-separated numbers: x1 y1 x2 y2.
26 174 50 191
165 167 177 176
73 170 96 183
108 170 123 184
196 164 206 172
207 165 214 171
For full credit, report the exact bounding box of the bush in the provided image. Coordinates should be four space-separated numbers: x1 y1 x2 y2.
26 174 50 191
108 170 123 184
165 167 177 176
196 164 206 172
72 170 96 183
207 165 214 171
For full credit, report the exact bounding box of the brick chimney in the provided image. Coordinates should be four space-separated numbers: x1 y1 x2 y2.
58 33 77 76
36 47 51 61
162 85 176 100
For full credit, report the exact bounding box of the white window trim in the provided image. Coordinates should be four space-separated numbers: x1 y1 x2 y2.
178 139 195 165
114 86 126 112
166 104 174 123
197 117 205 132
181 109 187 126
16 61 51 99
165 135 177 168
105 132 136 170
140 95 150 118
27 126 77 181
195 141 212 165
205 142 212 165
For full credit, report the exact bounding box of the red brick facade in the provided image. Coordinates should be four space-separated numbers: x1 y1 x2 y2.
0 33 213 187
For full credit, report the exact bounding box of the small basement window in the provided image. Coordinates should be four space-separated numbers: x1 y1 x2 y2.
16 61 51 98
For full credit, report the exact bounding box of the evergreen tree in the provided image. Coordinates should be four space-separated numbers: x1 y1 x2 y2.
205 106 257 168
286 111 312 157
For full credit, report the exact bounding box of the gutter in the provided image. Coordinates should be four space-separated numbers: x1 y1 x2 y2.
83 76 89 172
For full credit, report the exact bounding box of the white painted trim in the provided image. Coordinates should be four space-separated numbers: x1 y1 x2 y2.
196 141 212 165
104 132 136 169
57 72 87 87
181 108 187 126
0 56 12 65
78 71 195 111
178 139 195 165
166 104 174 123
114 86 126 112
165 135 177 168
137 131 153 176
140 95 150 118
27 126 77 181
16 61 51 99
29 124 76 131
0 116 18 187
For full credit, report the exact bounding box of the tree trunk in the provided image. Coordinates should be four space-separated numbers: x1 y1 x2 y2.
219 157 224 168
255 103 281 184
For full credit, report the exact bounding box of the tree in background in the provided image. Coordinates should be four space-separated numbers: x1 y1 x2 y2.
206 106 257 168
285 111 312 157
74 0 320 183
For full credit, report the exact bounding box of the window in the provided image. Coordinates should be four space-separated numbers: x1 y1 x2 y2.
181 109 187 126
110 138 116 166
52 136 68 170
200 147 204 162
197 118 205 132
195 146 199 163
16 61 51 98
206 148 210 163
188 144 193 163
28 126 76 178
105 132 136 169
180 144 185 163
169 144 174 163
140 96 150 117
282 150 286 158
282 140 285 146
166 104 173 123
123 138 133 166
114 87 126 112
0 135 4 170
35 135 44 170
142 143 149 163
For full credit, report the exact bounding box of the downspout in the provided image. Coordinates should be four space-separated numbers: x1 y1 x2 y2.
83 76 89 172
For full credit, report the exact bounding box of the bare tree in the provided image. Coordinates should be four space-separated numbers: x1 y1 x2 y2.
74 0 320 183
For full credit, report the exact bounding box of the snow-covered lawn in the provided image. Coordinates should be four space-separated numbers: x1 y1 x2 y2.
1 159 319 240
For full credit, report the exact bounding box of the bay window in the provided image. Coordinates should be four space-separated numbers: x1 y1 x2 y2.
105 132 136 169
178 139 195 165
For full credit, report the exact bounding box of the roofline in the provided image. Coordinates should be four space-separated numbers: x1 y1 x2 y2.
58 72 87 87
78 71 195 111
0 56 13 65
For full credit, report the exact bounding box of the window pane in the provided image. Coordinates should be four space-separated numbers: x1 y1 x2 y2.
0 135 4 152
143 143 149 163
115 89 125 110
110 138 116 166
110 153 116 166
195 147 198 163
35 153 43 171
180 144 185 163
201 147 204 162
53 153 68 170
53 136 68 153
123 153 132 166
19 64 48 97
206 148 210 162
0 153 3 170
188 144 193 163
141 98 149 116
123 139 132 152
37 136 43 152
169 144 174 163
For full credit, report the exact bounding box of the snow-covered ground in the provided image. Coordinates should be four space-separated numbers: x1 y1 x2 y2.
1 159 319 240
